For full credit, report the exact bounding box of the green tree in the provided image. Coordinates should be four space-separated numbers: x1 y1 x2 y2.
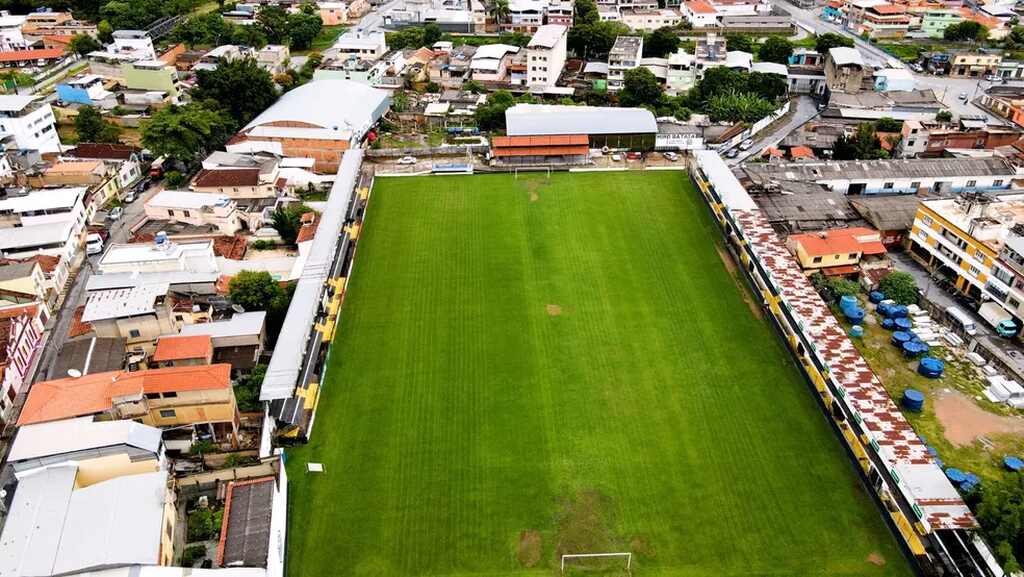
574 0 598 25
620 67 663 107
67 34 102 56
287 10 323 49
74 106 121 143
257 5 289 43
97 19 113 43
758 36 793 64
386 27 426 50
944 20 988 41
706 90 777 122
270 202 312 244
462 79 485 93
815 32 854 53
490 0 510 25
875 116 902 132
975 476 1024 573
422 23 443 46
193 57 277 126
878 271 918 305
567 20 630 58
832 122 888 160
643 26 680 58
234 364 266 412
141 102 236 162
474 89 516 130
725 33 752 53
936 110 953 122
229 270 286 312
1010 25 1024 44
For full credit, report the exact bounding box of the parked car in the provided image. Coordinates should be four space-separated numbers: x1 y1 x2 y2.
626 151 641 160
108 206 123 221
123 191 137 203
910 63 924 73
397 156 417 165
986 74 1003 82
663 151 679 161
739 139 754 151
958 91 969 100
132 178 151 194
611 153 623 161
86 233 104 255
726 148 739 158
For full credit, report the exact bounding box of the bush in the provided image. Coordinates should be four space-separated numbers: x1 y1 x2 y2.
182 544 207 567
251 239 275 250
878 271 918 305
190 439 215 456
164 170 185 188
187 507 224 541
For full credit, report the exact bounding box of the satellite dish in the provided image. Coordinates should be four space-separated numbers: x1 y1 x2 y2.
67 369 82 378
232 304 245 313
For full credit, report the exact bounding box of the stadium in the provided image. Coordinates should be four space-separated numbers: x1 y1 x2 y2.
279 161 942 577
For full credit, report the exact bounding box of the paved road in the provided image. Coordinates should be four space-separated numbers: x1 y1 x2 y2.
728 95 820 165
353 0 405 32
888 250 995 338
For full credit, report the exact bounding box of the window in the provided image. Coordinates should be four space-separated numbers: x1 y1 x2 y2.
907 140 915 147
921 214 932 226
966 180 977 187
970 265 981 276
163 391 178 398
183 210 190 217
129 329 141 338
848 253 858 259
812 256 822 263
1010 296 1021 309
145 392 160 400
159 409 176 418
995 179 1004 187
911 182 921 190
883 182 894 189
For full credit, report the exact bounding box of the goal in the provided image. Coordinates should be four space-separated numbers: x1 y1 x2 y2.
560 552 632 573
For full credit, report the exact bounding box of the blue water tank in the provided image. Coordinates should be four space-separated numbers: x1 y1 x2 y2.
849 325 865 338
844 307 865 323
891 305 909 319
919 357 945 378
891 331 912 346
945 468 967 483
878 303 893 318
840 295 858 310
882 318 895 330
1005 456 1024 471
903 341 928 358
869 291 885 304
903 388 925 412
894 317 913 331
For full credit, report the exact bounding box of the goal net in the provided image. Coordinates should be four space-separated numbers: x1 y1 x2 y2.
560 552 632 574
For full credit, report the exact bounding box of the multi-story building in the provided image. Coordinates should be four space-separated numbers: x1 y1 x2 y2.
786 227 887 275
666 47 696 93
681 0 719 27
920 9 961 37
107 29 156 61
144 190 243 235
950 52 1002 78
897 119 1022 158
64 142 145 191
330 30 388 62
526 24 567 89
55 74 115 107
506 0 547 32
320 1 350 24
0 302 46 420
0 187 88 291
469 43 520 82
97 238 218 275
846 2 909 39
620 8 683 30
120 59 180 99
608 35 643 91
547 0 575 26
0 13 27 52
0 95 59 153
824 46 868 94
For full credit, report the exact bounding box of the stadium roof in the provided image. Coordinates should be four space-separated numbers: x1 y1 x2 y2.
505 104 657 137
243 79 389 137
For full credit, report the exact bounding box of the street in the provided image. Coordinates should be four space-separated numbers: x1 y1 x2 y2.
728 95 821 165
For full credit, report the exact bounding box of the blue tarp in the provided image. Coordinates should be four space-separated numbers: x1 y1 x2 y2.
1006 456 1024 471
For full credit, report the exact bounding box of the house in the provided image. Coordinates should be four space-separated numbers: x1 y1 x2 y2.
0 95 60 153
143 190 243 236
0 260 48 304
28 159 122 207
120 59 180 99
469 43 520 82
55 74 115 107
152 334 213 367
329 30 387 62
825 46 868 94
825 89 944 121
897 119 1022 158
191 167 280 198
526 24 568 90
18 364 240 443
7 416 162 474
849 195 923 247
257 44 291 74
694 32 728 73
608 35 643 92
49 336 126 380
179 310 267 371
319 1 349 24
951 52 1002 78
0 302 46 420
97 238 218 275
0 187 88 292
681 0 719 27
547 0 575 26
921 9 961 37
786 227 887 276
104 29 157 61
620 8 683 31
847 2 909 39
0 13 27 51
427 45 475 88
506 0 547 32
64 142 144 190
666 47 696 93
227 79 389 173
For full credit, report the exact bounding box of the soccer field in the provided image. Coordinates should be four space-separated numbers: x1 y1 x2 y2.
285 171 912 577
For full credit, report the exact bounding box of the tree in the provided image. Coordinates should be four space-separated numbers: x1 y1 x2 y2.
257 5 289 43
620 67 663 107
878 271 918 305
193 57 277 126
97 19 113 43
386 27 426 50
944 20 988 41
686 67 786 111
758 36 793 64
706 90 777 122
725 33 752 53
234 364 266 412
462 79 485 93
567 20 630 58
815 32 854 54
832 122 888 160
1010 25 1024 45
229 270 285 312
975 476 1024 573
74 106 121 143
270 203 312 244
287 10 323 50
474 89 516 130
490 0 510 25
875 116 901 132
644 26 679 58
574 0 598 25
936 110 953 122
68 34 102 56
422 22 443 46
141 102 236 162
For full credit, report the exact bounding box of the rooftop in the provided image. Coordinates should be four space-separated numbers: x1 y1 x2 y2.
81 284 167 322
217 477 275 567
789 227 887 256
0 48 65 63
527 24 567 49
0 187 85 214
611 35 643 56
193 168 262 188
19 364 233 425
8 416 161 463
505 103 657 137
152 334 213 362
243 79 389 135
743 157 1015 183
0 261 36 283
829 46 865 67
148 189 233 210
0 95 38 113
65 142 140 160
921 193 1024 250
99 239 215 267
685 0 718 13
179 311 267 340
49 336 126 379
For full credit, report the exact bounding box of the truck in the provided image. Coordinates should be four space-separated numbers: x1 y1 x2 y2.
945 305 979 337
979 301 1019 338
148 156 166 178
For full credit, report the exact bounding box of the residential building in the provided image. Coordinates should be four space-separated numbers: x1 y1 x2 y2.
22 11 96 39
19 363 240 440
107 29 157 61
193 44 244 71
0 302 46 419
608 35 643 92
257 44 291 74
681 0 719 27
824 46 868 94
227 79 389 173
951 52 1002 78
526 24 568 89
979 91 1024 128
847 2 909 39
179 310 267 371
788 48 823 67
0 47 67 69
0 13 27 51
191 167 280 198
0 95 60 153
666 47 696 93
55 74 115 107
547 0 575 26
329 30 387 62
82 281 213 353
693 32 728 73
49 336 126 379
152 334 213 367
620 8 683 31
319 1 350 24
921 9 961 37
7 416 163 474
120 59 180 99
0 260 48 304
64 142 145 190
825 89 944 121
506 0 547 32
469 43 520 82
786 227 887 275
742 157 1016 195
427 45 475 88
897 119 1022 158
910 194 1024 315
0 187 88 292
998 60 1024 81
144 190 243 235
97 238 218 275
28 159 122 207
874 67 914 91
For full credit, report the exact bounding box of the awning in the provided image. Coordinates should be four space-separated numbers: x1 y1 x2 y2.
822 264 860 276
860 241 887 255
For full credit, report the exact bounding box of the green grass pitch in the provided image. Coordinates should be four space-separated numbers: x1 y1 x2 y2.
284 171 912 577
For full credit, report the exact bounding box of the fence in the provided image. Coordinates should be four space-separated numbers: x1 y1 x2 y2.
713 100 792 153
366 145 489 158
175 460 278 496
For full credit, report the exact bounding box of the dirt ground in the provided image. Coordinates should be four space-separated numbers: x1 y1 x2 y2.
934 389 1024 446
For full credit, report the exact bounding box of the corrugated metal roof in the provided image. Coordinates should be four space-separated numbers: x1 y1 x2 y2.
506 104 657 137
243 79 389 138
8 417 162 463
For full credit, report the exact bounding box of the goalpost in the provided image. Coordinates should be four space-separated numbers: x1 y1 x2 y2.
560 552 632 573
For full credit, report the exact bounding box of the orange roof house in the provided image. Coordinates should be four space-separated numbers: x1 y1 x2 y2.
790 145 816 160
19 364 235 427
787 227 887 274
152 334 214 366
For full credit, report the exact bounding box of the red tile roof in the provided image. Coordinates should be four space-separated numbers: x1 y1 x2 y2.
871 4 906 14
18 364 232 425
193 168 260 188
296 213 319 244
790 145 816 159
790 227 886 257
67 142 140 161
822 264 860 276
685 0 717 13
152 335 213 362
0 48 65 63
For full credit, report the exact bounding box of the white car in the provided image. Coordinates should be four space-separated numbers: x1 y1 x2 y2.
986 74 1003 83
397 156 417 165
958 91 969 101
739 139 754 151
108 206 123 221
123 191 137 203
726 148 739 158
611 153 623 161
663 151 679 161
86 233 104 255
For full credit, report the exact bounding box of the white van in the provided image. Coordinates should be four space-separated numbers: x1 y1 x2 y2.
946 305 978 336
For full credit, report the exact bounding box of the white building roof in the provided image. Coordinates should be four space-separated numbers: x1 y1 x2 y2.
583 61 609 75
333 30 385 50
0 187 84 215
875 67 914 81
0 465 166 577
0 95 37 113
528 24 567 48
693 150 758 210
82 284 167 322
829 46 864 67
505 103 657 136
243 79 389 138
148 189 232 210
472 43 520 61
180 311 267 339
246 125 354 141
0 15 26 27
725 50 752 70
86 270 220 291
0 219 76 252
99 240 215 268
751 61 788 76
9 417 162 463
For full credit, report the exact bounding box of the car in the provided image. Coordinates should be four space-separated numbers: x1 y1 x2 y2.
133 178 151 193
663 151 679 161
739 139 754 151
958 91 969 100
910 63 924 73
85 233 104 255
626 151 641 160
611 153 623 161
108 206 123 221
986 74 1003 82
726 148 739 158
397 156 417 165
123 191 137 203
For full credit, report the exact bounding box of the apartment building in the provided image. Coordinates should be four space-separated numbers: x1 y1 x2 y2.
144 190 243 236
0 187 88 292
846 2 909 39
608 35 643 92
897 120 1022 158
920 9 961 37
620 8 683 31
951 52 1002 78
526 24 567 89
0 14 27 51
330 30 388 62
666 47 696 93
120 59 180 99
0 95 59 153
681 0 719 27
107 29 157 61
507 0 547 32
824 46 868 94
0 302 46 420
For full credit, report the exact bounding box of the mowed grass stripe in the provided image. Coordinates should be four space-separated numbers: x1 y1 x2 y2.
285 171 911 577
